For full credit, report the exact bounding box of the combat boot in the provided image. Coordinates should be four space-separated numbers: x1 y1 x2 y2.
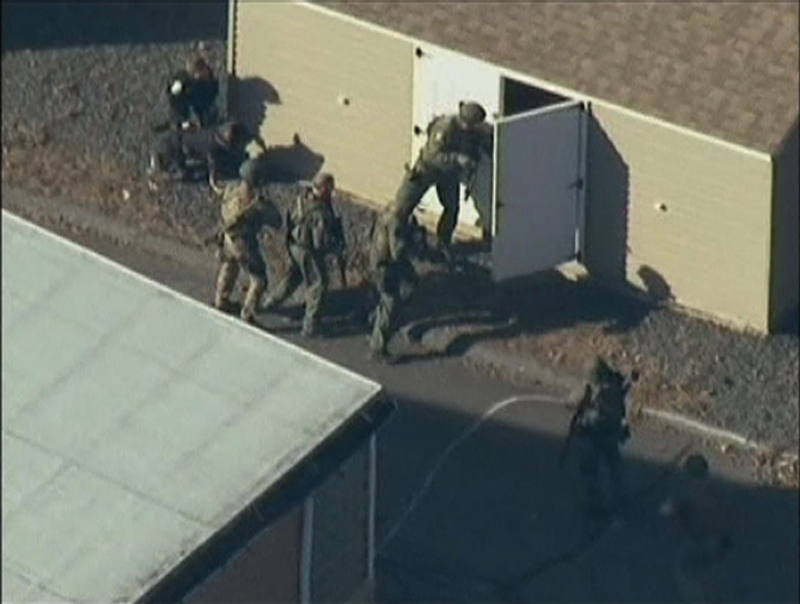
368 347 393 364
301 318 319 338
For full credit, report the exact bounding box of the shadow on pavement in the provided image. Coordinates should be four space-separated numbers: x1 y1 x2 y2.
2 1 228 52
375 394 799 603
384 262 660 365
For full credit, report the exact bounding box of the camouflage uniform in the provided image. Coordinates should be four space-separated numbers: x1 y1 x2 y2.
660 454 732 603
367 210 420 359
213 162 282 322
573 358 632 527
262 173 342 337
391 101 492 258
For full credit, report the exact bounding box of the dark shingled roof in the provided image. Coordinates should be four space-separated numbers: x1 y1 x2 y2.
319 1 799 153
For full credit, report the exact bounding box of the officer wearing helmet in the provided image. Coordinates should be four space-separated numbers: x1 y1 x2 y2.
213 158 282 323
390 100 493 266
570 356 635 535
262 172 343 337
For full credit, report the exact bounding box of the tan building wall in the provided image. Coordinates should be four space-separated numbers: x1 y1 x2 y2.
585 103 774 331
230 2 414 205
769 121 799 331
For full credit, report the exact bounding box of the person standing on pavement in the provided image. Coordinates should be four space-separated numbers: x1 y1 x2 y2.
213 159 282 323
390 100 493 266
570 357 634 535
659 453 733 604
366 209 423 361
261 172 343 338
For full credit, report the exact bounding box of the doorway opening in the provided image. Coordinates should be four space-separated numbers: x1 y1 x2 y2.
501 76 570 117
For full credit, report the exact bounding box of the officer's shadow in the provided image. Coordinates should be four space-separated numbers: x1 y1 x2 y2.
382 264 523 365
254 280 376 338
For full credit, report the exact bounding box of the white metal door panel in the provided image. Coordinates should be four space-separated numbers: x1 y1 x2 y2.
412 45 500 230
492 101 585 281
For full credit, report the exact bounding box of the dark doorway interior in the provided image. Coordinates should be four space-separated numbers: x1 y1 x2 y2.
501 77 569 117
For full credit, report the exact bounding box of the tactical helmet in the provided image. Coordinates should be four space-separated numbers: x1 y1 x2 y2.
459 101 487 125
590 356 615 385
312 172 335 191
682 453 710 479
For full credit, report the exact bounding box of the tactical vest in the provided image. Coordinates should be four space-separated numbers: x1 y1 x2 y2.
220 182 258 232
289 191 331 251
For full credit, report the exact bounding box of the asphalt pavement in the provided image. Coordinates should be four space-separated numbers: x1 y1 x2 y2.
6 209 798 603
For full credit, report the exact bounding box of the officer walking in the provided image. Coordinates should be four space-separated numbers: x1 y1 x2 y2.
213 159 282 323
567 357 634 535
390 101 493 264
366 210 423 361
261 173 344 337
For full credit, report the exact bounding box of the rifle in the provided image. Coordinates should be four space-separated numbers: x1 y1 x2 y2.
331 214 348 288
557 369 640 468
558 384 593 469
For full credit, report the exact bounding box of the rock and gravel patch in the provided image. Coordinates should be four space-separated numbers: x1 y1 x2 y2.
2 5 797 457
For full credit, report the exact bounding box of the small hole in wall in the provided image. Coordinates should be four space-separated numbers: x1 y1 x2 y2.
655 202 668 213
415 47 424 58
338 95 350 107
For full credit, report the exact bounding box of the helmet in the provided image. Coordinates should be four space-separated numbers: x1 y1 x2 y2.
682 453 709 479
590 357 615 385
312 172 335 191
459 101 487 125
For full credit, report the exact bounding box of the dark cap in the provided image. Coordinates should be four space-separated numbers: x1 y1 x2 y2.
459 101 487 125
312 172 335 190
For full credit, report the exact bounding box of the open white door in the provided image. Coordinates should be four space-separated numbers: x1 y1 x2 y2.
492 100 587 281
413 44 500 231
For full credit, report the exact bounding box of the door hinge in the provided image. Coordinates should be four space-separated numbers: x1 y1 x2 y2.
568 178 584 191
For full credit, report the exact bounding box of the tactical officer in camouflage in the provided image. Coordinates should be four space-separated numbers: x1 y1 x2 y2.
570 357 634 534
390 100 493 265
366 210 423 361
213 159 282 323
261 172 344 337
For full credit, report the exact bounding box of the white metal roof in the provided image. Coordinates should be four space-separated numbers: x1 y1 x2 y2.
1 210 382 604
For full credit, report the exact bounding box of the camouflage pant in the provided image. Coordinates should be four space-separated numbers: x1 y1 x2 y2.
214 233 268 321
368 257 417 353
395 167 460 249
264 243 328 334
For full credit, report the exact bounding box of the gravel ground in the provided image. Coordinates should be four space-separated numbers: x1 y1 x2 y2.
2 4 798 454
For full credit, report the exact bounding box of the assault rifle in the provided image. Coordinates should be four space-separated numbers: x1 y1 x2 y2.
557 369 640 468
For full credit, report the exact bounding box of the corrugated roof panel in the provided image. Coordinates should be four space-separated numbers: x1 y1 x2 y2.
1 210 383 604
